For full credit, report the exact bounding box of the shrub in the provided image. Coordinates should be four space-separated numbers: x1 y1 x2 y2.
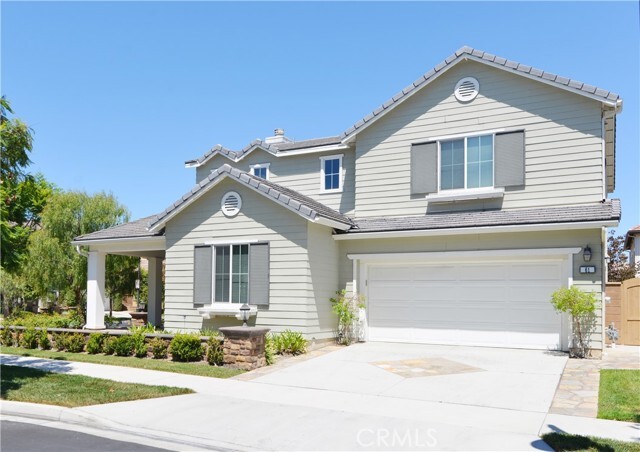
131 332 148 358
103 336 117 355
330 290 365 345
550 286 597 358
38 329 51 350
1 327 14 346
52 332 69 351
20 327 39 349
66 333 86 353
86 333 106 354
272 330 307 355
205 336 224 366
264 334 275 365
113 335 134 357
148 337 169 359
129 324 156 334
170 334 203 362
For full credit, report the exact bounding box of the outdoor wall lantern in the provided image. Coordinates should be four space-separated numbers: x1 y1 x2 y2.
239 303 251 327
583 245 592 262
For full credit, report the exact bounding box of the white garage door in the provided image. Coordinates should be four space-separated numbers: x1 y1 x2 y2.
367 259 564 349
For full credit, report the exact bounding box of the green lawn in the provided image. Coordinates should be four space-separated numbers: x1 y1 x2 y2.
0 346 242 379
598 369 640 422
1 364 193 407
542 432 640 452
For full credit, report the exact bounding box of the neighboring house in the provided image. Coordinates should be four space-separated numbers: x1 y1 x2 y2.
73 46 622 354
624 225 640 275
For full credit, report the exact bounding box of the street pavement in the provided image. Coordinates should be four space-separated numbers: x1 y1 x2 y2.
1 420 168 452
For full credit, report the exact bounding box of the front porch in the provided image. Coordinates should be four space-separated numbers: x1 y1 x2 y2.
71 216 166 330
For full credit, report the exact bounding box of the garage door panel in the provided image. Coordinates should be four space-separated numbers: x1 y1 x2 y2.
367 258 564 350
507 284 560 302
457 264 509 280
509 263 562 280
411 265 458 281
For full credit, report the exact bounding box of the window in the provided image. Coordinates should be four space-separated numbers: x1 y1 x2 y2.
213 244 249 303
250 163 270 180
194 243 270 307
320 155 343 192
440 134 493 190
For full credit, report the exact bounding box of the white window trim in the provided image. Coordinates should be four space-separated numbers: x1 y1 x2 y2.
438 133 495 192
250 163 270 180
211 243 250 305
319 154 344 194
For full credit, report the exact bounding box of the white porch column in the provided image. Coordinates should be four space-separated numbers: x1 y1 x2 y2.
85 251 106 329
147 257 163 327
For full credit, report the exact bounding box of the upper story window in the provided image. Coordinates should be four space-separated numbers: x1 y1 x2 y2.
251 163 270 180
410 130 524 201
320 154 343 193
440 134 493 190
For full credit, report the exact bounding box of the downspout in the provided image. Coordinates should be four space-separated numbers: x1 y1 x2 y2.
75 245 89 258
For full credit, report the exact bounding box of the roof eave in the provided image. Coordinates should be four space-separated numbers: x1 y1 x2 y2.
333 219 620 241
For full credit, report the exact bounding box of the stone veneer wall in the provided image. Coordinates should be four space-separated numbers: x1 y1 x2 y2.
219 326 269 370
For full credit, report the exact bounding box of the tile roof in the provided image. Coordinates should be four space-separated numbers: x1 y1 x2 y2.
340 46 622 140
346 200 620 234
274 136 342 151
187 136 344 166
150 164 354 231
73 215 162 242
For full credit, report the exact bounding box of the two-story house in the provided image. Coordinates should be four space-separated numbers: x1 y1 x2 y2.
73 46 622 354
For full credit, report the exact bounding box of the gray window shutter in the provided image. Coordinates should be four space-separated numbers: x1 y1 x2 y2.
193 245 212 306
411 142 437 195
249 243 269 306
495 131 525 188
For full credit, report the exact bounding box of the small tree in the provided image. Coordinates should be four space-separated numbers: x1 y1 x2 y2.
550 286 597 358
330 290 365 345
607 231 640 282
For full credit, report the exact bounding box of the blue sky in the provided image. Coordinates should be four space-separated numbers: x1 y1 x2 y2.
2 1 638 235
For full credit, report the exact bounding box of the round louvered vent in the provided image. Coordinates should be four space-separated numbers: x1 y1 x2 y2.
221 191 242 217
454 77 479 102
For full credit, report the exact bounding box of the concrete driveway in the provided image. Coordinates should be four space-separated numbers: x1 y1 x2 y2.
253 342 567 413
3 343 568 451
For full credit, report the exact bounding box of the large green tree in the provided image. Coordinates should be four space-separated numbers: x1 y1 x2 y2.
23 191 138 311
0 97 54 272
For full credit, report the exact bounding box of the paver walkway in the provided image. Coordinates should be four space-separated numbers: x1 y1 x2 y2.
549 345 639 417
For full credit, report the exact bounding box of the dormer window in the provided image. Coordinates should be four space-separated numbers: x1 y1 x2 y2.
320 155 343 193
251 163 270 180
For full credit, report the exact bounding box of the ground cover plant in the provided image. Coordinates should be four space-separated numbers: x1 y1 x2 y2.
598 369 640 422
542 432 640 452
1 364 192 407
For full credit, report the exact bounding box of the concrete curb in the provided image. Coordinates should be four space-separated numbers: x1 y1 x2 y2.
1 401 252 451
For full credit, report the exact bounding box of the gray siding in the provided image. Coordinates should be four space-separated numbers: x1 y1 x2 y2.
164 178 313 332
354 60 604 218
307 221 340 340
196 149 356 216
338 228 604 350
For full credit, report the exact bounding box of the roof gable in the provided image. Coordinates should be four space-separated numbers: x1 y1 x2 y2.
150 164 354 232
340 46 622 143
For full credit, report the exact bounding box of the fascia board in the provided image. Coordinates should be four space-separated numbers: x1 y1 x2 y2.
333 220 619 241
